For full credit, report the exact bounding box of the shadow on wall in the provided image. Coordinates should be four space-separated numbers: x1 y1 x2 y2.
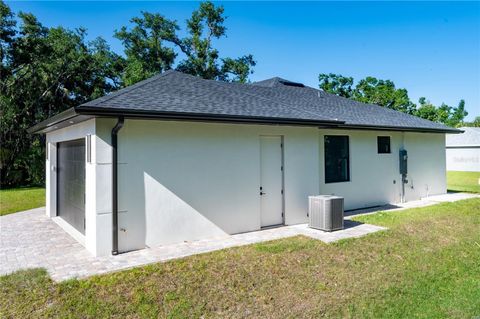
142 172 228 248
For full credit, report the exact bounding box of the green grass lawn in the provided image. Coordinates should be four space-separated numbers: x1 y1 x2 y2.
0 187 45 216
1 198 479 318
447 171 480 193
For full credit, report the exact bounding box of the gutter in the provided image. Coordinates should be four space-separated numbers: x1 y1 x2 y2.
75 106 344 127
318 123 463 134
28 106 463 135
111 117 124 255
27 108 77 134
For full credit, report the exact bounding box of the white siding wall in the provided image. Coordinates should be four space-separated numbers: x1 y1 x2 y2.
446 148 480 172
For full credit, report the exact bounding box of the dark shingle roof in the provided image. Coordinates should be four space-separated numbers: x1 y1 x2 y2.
75 70 459 133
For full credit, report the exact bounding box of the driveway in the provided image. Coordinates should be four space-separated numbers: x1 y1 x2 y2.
0 207 386 281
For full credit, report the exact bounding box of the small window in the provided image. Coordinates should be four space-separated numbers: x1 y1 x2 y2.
377 136 391 154
325 135 350 183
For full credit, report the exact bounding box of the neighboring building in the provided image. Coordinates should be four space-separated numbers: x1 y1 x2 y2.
29 70 460 256
446 127 480 172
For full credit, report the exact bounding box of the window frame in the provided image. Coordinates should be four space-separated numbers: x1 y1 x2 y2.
377 136 391 154
324 135 350 184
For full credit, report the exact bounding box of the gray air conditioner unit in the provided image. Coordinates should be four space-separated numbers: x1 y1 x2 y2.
308 195 344 231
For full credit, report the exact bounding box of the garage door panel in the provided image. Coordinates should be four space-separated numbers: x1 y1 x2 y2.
57 139 86 234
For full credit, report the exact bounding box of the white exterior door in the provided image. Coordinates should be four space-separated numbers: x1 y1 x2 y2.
260 136 284 227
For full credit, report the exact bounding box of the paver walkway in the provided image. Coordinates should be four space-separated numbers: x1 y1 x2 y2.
1 192 476 281
1 208 384 281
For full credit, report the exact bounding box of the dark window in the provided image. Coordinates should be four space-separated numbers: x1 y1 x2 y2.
325 135 350 183
377 136 391 154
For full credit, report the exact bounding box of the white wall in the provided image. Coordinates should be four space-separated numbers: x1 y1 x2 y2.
109 120 320 251
403 132 447 201
318 130 446 210
319 130 402 209
46 118 120 256
46 119 95 251
446 148 480 172
47 118 447 256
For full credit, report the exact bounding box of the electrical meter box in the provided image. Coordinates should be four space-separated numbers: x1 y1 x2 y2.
399 149 408 175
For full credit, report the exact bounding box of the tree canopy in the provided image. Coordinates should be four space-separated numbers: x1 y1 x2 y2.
462 116 480 127
319 73 468 127
0 0 472 188
114 2 255 85
0 1 255 187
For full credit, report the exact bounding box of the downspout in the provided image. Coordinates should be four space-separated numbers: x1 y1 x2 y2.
111 117 124 255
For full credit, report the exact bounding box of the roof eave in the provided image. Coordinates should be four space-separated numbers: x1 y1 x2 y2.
27 107 93 134
75 106 345 127
30 105 462 135
318 123 462 134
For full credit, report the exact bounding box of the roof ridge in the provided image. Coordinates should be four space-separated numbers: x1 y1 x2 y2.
208 78 341 122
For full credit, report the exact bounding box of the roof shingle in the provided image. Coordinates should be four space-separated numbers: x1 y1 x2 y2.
76 70 459 133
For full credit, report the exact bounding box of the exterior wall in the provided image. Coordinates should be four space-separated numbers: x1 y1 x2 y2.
402 132 446 201
46 118 448 256
109 119 320 252
318 130 447 209
319 130 403 209
446 147 480 172
45 119 96 251
46 118 118 256
92 118 117 256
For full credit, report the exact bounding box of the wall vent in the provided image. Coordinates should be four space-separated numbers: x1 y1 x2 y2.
278 80 305 87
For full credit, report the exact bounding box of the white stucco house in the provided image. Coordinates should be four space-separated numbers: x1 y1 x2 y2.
446 127 480 172
29 70 460 256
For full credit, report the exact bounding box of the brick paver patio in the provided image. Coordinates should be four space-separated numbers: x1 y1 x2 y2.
0 207 387 281
3 192 478 281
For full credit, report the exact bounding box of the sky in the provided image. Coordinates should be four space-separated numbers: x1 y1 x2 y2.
7 1 480 120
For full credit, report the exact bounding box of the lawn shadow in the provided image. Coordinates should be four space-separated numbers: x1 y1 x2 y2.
343 219 365 229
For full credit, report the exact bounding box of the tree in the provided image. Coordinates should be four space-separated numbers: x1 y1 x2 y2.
116 2 256 84
318 73 354 98
173 1 255 82
0 2 122 187
114 12 178 86
318 72 468 127
462 116 480 127
415 97 440 122
447 99 468 127
0 1 16 80
1 1 257 187
414 98 468 127
353 77 415 114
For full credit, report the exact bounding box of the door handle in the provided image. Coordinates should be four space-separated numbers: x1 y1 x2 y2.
260 191 266 195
